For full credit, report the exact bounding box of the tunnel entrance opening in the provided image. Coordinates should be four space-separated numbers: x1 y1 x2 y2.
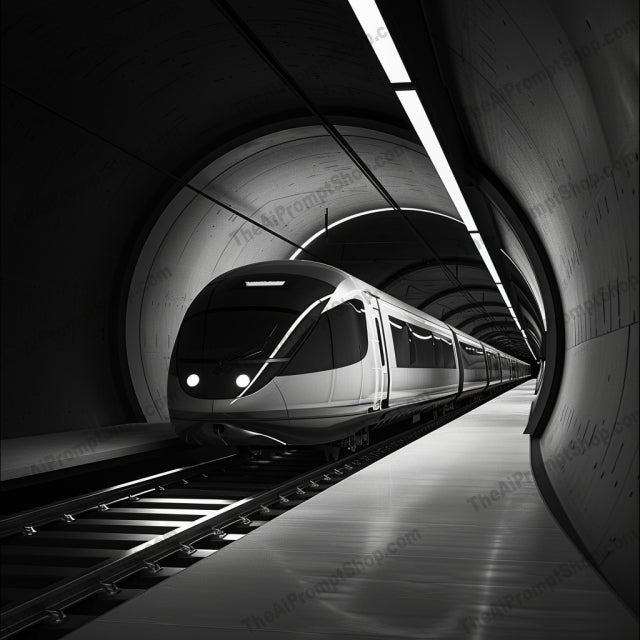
124 123 556 430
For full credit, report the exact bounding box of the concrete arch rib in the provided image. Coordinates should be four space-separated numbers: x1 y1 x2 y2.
125 125 461 420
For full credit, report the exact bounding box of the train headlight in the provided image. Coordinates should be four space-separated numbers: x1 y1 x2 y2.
235 374 250 388
186 374 200 387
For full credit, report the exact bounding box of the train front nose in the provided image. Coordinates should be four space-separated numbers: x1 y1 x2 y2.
167 336 292 446
168 369 291 446
167 268 337 445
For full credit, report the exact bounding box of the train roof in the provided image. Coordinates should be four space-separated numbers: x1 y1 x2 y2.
214 260 529 365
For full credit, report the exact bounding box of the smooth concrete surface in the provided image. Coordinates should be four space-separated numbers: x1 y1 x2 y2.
540 322 639 610
435 0 639 610
0 423 176 482
65 381 638 639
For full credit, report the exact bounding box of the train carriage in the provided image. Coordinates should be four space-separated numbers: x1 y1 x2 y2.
169 261 530 448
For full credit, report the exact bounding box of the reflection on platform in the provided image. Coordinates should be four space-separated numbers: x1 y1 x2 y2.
66 381 637 640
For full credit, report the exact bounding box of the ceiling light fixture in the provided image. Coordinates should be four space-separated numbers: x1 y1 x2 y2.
289 207 462 260
470 233 501 282
346 0 536 360
346 0 411 83
495 283 512 308
245 280 286 287
395 90 479 232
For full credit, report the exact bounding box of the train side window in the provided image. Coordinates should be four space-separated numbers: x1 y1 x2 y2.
389 317 412 367
283 314 333 375
434 335 445 368
329 300 368 368
408 327 417 364
406 324 456 368
439 336 456 368
460 342 482 369
408 323 435 367
488 353 499 379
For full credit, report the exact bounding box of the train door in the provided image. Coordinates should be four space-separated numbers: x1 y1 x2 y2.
369 296 390 410
481 345 490 389
451 331 465 395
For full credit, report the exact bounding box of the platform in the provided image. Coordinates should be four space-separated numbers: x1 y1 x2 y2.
1 423 178 482
66 381 638 639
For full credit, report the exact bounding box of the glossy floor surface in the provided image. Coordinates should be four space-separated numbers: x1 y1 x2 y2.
67 381 638 639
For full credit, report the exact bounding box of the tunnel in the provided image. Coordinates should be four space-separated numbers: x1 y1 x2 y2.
1 0 637 637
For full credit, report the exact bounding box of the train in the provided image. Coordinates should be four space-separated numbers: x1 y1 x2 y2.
168 260 530 452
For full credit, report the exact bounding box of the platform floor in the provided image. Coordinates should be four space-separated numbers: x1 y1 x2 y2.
66 381 638 639
1 423 178 481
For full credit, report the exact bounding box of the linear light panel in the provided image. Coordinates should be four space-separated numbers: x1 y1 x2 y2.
470 232 501 283
395 90 479 232
347 0 536 361
523 338 536 359
347 0 410 83
495 283 512 308
508 309 522 330
508 307 520 327
245 281 285 287
289 207 461 260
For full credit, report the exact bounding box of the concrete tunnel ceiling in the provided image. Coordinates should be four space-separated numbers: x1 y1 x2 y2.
129 123 535 421
117 1 552 422
1 0 547 438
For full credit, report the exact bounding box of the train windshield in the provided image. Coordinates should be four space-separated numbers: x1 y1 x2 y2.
178 308 298 362
174 273 335 398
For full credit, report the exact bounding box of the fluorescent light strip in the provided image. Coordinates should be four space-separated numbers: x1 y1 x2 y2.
495 283 512 308
347 0 410 83
245 280 285 287
507 308 522 330
289 207 462 260
395 90 479 232
346 0 535 360
524 339 537 360
521 329 535 355
394 90 533 355
470 232 501 283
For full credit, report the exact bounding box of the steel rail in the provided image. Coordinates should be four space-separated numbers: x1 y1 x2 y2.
0 453 238 538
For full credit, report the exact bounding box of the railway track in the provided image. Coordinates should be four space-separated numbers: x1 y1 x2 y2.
0 383 519 639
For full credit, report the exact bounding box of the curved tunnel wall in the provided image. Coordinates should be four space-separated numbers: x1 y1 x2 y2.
434 0 638 610
1 0 636 615
126 125 461 421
